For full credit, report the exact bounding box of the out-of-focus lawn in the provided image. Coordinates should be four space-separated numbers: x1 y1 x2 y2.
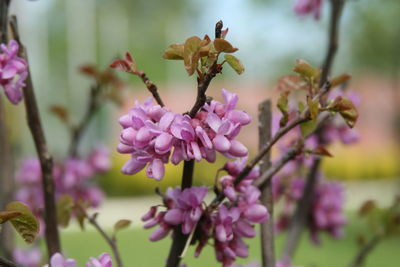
58 221 400 267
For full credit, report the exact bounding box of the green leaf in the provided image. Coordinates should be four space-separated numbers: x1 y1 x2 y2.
293 59 321 81
183 36 202 76
300 119 317 137
0 211 22 224
57 195 74 228
307 96 319 121
163 44 184 60
114 219 131 234
74 201 87 231
224 54 244 75
327 96 359 128
214 38 238 53
5 202 39 244
277 92 289 127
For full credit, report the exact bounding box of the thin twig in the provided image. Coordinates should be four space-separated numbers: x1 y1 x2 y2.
348 235 382 267
281 158 321 259
87 214 124 267
281 0 345 260
68 83 102 157
0 256 20 267
138 71 164 107
257 100 275 267
10 16 61 257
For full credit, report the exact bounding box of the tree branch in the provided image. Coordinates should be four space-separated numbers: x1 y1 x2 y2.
0 256 20 267
68 83 102 157
281 0 345 260
257 100 275 267
10 16 61 257
138 71 165 107
348 235 382 267
86 213 124 267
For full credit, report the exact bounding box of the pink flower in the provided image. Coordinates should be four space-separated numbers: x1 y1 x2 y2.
44 253 76 267
14 247 42 267
86 253 112 267
294 0 322 20
0 40 28 104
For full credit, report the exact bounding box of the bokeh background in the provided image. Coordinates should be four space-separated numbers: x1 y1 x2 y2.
3 0 400 266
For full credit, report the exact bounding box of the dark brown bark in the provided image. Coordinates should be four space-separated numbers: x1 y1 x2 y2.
0 256 20 267
348 235 382 267
257 100 275 267
10 16 61 257
0 0 15 259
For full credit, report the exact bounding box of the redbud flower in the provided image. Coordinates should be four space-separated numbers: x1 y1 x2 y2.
86 253 112 267
14 247 42 267
0 40 28 104
43 253 76 267
294 0 322 20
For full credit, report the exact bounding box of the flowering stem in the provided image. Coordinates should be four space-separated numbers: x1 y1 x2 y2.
0 256 20 267
83 210 124 267
348 235 382 267
68 83 102 157
10 16 61 257
0 1 15 259
257 100 276 267
281 0 345 260
165 21 223 267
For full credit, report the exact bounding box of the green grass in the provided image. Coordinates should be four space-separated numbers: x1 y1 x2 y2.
55 221 400 267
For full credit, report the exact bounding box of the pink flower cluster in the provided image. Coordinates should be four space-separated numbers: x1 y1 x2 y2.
41 252 112 267
309 181 346 244
142 186 208 241
0 40 28 104
118 89 251 180
142 158 269 267
15 147 110 219
210 159 269 267
294 0 323 20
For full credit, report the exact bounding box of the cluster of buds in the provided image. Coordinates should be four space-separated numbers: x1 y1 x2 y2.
0 40 28 104
118 89 251 180
294 0 323 20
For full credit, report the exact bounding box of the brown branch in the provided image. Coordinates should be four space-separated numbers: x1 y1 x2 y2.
281 157 321 259
86 213 124 267
10 16 61 257
0 0 15 259
257 100 275 267
68 83 102 157
0 256 20 267
166 20 223 267
348 235 382 267
280 0 345 260
138 71 165 107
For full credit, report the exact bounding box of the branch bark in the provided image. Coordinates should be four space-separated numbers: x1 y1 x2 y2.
257 100 275 267
0 256 20 267
68 84 102 157
348 235 382 267
10 16 61 257
0 0 15 259
86 213 124 267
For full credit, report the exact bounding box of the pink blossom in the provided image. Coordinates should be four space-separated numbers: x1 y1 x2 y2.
0 40 28 104
14 247 42 267
294 0 322 20
142 186 208 241
43 253 76 267
86 253 112 267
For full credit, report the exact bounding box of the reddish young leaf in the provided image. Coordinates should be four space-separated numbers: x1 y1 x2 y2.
214 38 238 53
